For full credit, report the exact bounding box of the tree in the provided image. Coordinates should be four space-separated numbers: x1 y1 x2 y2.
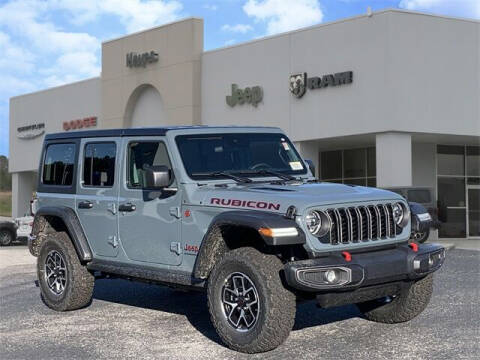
0 156 12 191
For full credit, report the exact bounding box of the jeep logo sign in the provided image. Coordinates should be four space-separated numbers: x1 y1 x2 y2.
226 84 263 107
126 51 159 68
289 71 353 98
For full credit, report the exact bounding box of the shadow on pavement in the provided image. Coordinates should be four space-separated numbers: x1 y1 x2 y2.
92 278 361 344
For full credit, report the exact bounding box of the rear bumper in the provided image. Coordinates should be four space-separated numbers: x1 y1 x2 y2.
284 243 445 294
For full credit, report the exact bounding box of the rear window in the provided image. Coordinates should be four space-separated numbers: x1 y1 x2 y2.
83 142 116 187
407 189 431 203
42 143 75 186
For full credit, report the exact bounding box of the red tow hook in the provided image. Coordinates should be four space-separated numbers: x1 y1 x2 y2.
342 251 352 262
409 242 419 252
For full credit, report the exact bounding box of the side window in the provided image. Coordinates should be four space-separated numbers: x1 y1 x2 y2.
83 142 116 187
127 141 172 188
42 143 75 186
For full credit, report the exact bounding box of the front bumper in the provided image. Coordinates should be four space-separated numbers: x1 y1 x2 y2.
284 243 445 295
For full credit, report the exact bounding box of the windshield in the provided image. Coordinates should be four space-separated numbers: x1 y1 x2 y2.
175 133 307 180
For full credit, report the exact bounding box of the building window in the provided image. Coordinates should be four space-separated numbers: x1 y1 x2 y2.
42 143 75 186
83 142 116 187
319 147 376 186
437 145 480 238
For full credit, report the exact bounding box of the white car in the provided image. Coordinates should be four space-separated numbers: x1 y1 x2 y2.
0 216 33 246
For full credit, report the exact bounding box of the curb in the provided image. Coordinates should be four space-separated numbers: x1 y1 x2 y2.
428 242 455 250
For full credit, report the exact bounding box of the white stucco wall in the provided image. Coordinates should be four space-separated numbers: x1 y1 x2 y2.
201 10 480 142
9 77 101 173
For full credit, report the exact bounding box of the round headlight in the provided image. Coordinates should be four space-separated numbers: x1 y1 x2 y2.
305 210 322 235
392 202 404 226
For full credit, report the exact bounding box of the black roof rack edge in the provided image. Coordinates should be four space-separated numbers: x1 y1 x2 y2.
44 126 280 140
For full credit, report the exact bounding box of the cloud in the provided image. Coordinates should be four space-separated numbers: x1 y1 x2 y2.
52 0 184 33
243 0 323 35
0 31 36 74
203 4 218 11
0 0 184 155
221 24 254 33
399 0 480 19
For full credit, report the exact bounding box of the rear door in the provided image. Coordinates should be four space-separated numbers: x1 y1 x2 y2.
76 138 120 258
117 137 182 266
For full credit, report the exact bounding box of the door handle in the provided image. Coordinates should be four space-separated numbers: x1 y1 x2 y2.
119 203 136 212
78 201 93 209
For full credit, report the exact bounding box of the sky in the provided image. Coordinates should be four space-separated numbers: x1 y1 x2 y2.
1 0 479 156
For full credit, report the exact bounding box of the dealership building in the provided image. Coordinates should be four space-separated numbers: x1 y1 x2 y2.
8 9 480 239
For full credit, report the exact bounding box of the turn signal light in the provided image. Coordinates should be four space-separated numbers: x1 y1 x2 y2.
258 227 299 237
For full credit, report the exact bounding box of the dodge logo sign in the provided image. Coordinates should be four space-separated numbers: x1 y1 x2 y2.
289 73 307 98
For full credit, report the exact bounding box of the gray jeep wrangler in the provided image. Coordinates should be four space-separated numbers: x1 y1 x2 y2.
29 126 445 353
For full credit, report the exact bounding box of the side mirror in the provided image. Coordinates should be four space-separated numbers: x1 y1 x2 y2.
144 165 171 188
304 159 316 177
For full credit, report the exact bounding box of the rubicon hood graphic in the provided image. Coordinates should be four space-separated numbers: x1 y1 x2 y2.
193 181 404 214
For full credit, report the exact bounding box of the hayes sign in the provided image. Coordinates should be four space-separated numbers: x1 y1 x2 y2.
126 51 159 68
289 71 353 98
226 84 263 107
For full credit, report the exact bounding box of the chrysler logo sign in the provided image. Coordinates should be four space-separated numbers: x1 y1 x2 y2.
17 123 45 139
126 51 159 68
289 71 353 98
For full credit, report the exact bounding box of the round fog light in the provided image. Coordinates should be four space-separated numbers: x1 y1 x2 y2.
324 270 337 284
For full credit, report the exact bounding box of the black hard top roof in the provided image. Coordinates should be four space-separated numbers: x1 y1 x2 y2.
44 125 279 140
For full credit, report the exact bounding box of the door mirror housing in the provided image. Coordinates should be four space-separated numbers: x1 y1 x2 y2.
144 165 171 188
304 159 316 177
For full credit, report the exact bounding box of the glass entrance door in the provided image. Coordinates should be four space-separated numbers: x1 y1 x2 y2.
467 186 480 238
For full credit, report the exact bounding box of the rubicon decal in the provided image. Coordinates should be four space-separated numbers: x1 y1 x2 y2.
210 198 280 211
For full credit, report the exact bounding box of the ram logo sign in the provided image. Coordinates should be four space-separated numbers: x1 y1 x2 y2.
289 71 353 98
289 73 307 98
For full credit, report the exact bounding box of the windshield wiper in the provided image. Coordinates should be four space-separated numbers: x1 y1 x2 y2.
241 169 297 181
192 171 252 183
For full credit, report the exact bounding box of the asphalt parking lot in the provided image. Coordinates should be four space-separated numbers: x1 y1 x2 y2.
1 245 479 360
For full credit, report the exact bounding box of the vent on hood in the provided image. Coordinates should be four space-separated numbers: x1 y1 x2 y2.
252 187 294 192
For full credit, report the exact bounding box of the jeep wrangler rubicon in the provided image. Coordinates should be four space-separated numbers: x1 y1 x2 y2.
29 126 445 353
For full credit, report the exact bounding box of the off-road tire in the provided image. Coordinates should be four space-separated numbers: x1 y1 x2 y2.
207 247 296 353
0 228 14 246
37 232 94 311
357 274 433 323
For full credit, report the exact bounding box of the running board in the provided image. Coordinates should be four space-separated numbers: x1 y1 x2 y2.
87 260 205 288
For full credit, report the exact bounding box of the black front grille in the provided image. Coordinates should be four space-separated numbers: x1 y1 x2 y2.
323 203 397 245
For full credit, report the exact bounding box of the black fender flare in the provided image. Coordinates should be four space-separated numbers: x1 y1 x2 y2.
193 210 306 279
31 206 92 262
408 202 433 233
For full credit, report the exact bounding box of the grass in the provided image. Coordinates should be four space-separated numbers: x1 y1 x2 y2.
0 192 12 217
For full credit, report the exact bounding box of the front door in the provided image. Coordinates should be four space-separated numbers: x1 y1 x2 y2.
117 137 182 266
467 185 480 238
76 139 120 258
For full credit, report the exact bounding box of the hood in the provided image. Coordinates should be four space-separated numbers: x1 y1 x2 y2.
188 181 404 214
